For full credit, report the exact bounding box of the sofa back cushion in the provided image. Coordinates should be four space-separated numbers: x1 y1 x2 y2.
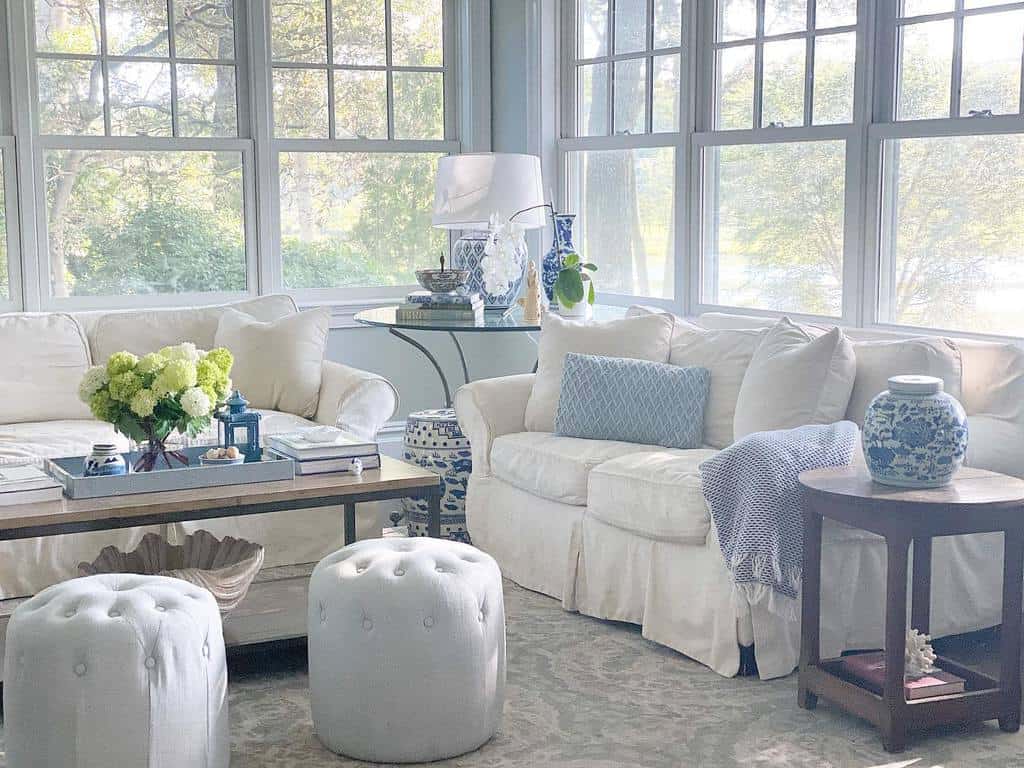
554 353 710 449
84 295 297 363
214 307 330 418
957 338 1024 478
844 337 963 425
524 312 674 433
668 326 764 449
733 318 857 439
0 313 92 424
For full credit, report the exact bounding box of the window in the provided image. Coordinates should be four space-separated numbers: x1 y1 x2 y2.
31 0 247 303
877 1 1024 335
269 0 455 293
562 0 682 299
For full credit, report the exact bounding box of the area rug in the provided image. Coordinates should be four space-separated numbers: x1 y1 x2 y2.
3 581 1022 766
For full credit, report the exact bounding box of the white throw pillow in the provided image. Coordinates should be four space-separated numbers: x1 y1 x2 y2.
733 317 856 439
214 307 330 418
0 313 92 424
669 326 765 449
845 337 963 425
524 312 674 433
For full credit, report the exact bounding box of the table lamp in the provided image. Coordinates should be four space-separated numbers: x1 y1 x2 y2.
432 153 546 310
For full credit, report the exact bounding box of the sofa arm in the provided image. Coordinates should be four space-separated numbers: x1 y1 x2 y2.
454 374 535 477
315 360 399 442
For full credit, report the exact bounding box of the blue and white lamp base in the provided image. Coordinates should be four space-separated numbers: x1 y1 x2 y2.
451 231 527 311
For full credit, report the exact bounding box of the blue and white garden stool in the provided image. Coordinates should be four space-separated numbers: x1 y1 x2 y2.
402 408 472 541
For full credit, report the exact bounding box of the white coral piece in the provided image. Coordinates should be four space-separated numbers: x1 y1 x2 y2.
905 628 938 679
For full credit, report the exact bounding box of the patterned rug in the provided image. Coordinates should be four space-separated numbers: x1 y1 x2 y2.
5 581 1023 766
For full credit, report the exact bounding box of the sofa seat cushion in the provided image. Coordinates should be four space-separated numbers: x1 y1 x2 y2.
0 410 317 466
586 449 718 543
490 432 669 506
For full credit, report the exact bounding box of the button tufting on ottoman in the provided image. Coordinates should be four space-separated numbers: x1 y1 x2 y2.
308 538 506 763
3 574 229 768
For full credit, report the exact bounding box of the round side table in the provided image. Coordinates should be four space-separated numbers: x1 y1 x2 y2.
798 466 1024 753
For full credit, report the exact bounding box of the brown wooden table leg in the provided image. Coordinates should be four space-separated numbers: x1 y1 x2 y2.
999 529 1024 733
882 535 910 753
344 502 356 545
911 537 932 634
798 502 822 710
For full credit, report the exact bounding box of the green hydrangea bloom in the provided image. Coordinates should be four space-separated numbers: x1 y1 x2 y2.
89 390 122 423
204 347 233 375
129 388 158 418
106 351 139 377
155 359 197 394
196 357 227 390
108 371 143 403
136 352 166 377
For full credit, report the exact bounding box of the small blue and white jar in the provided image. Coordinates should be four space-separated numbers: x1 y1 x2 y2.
862 375 968 488
84 444 127 477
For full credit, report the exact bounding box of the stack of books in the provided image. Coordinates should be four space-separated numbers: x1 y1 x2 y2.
396 290 484 323
265 431 380 476
835 651 966 699
0 464 64 506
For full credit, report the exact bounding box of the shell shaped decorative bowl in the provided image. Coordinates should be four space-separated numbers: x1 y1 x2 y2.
415 268 470 293
78 529 265 614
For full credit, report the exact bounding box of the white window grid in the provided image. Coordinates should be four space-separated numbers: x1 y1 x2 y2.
556 0 1024 341
0 0 478 312
710 0 858 129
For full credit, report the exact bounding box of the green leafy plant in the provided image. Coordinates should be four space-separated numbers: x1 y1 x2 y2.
553 252 597 309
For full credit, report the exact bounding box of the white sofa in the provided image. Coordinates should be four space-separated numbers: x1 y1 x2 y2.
455 310 1024 680
0 294 398 648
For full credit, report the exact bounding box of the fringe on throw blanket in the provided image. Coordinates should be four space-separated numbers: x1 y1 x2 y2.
700 421 860 621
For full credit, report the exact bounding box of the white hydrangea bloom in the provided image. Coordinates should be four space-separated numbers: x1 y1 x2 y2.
180 386 212 419
162 342 201 364
78 366 109 403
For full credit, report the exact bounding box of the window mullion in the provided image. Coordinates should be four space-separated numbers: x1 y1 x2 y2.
804 1 815 127
608 0 616 134
385 0 395 140
168 0 180 137
950 4 965 118
98 0 112 136
645 0 654 133
325 0 336 140
753 0 765 129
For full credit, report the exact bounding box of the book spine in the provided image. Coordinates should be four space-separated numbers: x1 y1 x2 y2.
263 441 379 460
396 309 483 321
406 293 481 305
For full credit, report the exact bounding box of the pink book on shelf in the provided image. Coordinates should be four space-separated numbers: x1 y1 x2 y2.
839 652 966 700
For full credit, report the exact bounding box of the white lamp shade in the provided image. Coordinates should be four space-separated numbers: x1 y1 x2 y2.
432 153 546 230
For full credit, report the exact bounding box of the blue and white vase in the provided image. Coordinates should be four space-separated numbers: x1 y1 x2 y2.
451 232 526 311
862 375 968 488
401 408 472 542
84 444 127 477
543 213 576 307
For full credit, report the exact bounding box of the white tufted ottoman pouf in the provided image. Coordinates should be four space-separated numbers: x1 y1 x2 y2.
308 538 505 763
3 574 229 768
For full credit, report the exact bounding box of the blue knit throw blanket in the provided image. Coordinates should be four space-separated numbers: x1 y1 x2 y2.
700 421 860 619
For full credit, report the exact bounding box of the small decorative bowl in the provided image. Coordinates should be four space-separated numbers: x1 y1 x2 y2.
415 268 470 293
199 455 245 466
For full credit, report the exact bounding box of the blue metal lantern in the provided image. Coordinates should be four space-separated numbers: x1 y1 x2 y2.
217 390 261 462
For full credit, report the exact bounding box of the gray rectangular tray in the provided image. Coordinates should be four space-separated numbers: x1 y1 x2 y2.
46 446 295 499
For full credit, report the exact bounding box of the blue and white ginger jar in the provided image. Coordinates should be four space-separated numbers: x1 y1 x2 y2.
84 443 127 477
862 375 968 488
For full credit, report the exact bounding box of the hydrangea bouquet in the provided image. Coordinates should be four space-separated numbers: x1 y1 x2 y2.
79 343 234 471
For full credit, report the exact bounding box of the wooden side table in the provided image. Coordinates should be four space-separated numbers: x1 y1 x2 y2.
798 466 1024 753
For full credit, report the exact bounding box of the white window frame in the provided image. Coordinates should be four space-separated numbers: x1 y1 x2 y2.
556 0 1024 341
258 0 464 308
0 0 488 314
557 0 691 309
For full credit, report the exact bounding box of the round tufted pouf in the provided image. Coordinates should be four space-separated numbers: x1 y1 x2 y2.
3 574 229 768
308 538 505 763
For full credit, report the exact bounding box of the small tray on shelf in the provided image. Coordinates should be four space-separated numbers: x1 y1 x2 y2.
46 446 295 500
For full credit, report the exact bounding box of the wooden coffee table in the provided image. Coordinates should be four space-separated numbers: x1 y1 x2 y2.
798 466 1024 752
0 455 443 545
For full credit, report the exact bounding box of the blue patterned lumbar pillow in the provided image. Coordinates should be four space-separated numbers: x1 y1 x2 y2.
554 353 710 449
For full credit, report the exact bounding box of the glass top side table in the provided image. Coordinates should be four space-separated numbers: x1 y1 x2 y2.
354 304 625 407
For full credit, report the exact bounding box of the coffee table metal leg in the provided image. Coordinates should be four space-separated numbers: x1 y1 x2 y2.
999 528 1024 733
344 502 356 545
427 492 441 539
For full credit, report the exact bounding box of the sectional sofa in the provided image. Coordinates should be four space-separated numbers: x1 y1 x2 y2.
0 295 398 651
455 308 1024 679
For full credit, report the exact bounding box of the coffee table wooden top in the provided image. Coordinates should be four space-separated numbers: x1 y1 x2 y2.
0 455 439 537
